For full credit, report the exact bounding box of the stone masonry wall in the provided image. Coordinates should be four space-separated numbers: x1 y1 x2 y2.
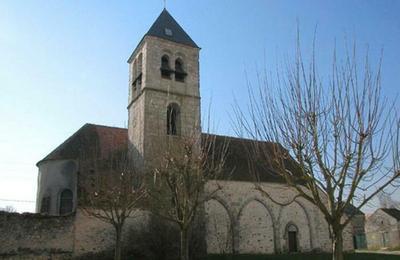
127 35 201 172
366 209 400 249
1 184 356 258
0 209 151 259
204 181 355 254
0 212 74 259
72 209 150 257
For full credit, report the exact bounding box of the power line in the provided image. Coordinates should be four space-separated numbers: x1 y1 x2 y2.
0 198 35 203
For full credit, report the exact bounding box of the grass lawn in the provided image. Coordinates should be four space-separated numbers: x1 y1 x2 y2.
204 253 400 260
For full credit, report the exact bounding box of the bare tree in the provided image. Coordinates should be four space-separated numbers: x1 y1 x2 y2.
150 133 229 260
79 150 146 260
378 191 400 209
234 36 400 260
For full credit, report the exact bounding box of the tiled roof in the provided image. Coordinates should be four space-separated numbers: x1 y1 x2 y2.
207 134 301 183
343 203 364 216
381 208 400 221
37 124 127 166
37 124 299 183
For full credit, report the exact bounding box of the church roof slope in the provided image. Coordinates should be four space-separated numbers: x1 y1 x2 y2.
146 9 199 48
203 134 302 183
37 124 127 166
381 208 400 221
37 124 299 183
343 203 364 216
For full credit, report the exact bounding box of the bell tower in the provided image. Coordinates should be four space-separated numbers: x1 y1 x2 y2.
127 9 201 170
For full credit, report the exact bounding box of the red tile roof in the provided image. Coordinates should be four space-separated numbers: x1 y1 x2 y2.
37 124 300 183
37 123 127 166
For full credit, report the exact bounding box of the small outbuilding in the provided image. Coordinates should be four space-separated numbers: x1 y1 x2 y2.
365 208 400 249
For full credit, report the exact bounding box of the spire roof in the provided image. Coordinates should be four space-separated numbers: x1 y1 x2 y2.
145 9 198 48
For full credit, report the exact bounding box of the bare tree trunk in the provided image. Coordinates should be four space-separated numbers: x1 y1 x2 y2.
332 227 344 260
114 224 123 260
180 227 189 260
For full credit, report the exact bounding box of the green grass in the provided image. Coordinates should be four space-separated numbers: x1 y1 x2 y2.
204 253 399 260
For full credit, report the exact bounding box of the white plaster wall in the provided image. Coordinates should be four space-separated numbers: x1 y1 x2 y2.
36 159 78 215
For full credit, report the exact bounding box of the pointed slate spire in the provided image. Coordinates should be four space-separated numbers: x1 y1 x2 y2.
146 9 199 48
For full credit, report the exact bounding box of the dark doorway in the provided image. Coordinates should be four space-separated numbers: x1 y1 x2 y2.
287 224 298 253
288 231 298 252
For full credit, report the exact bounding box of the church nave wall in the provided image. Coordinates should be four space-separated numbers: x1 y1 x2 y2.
204 180 349 254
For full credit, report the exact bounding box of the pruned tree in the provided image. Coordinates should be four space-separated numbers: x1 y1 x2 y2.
234 35 400 260
378 191 400 209
150 133 229 260
79 150 147 260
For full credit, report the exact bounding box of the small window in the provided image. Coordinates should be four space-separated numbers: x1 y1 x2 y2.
59 189 73 215
167 103 180 136
164 28 173 36
40 196 50 214
132 60 138 84
175 59 186 82
137 53 143 89
161 55 172 79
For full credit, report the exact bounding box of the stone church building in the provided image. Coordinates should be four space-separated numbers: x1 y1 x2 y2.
1 9 363 259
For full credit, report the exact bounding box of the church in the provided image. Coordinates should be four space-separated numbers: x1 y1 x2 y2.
26 8 362 258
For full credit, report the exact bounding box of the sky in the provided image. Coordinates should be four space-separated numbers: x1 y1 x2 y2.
0 0 399 213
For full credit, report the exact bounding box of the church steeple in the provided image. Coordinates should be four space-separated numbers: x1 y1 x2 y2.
145 9 198 48
127 9 201 171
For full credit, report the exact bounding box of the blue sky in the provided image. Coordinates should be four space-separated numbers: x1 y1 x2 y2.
1 0 399 212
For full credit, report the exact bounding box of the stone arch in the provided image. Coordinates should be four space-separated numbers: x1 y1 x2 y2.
204 197 234 254
175 51 186 59
294 199 314 248
278 200 312 252
162 49 173 56
237 198 276 254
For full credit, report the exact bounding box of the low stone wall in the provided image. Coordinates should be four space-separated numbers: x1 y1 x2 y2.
0 211 74 259
0 210 182 260
73 209 151 258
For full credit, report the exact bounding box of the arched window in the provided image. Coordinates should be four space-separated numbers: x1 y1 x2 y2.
137 53 143 89
132 54 143 94
40 196 50 214
132 59 138 92
167 103 180 136
286 224 298 253
175 58 186 82
161 55 172 79
59 189 73 215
